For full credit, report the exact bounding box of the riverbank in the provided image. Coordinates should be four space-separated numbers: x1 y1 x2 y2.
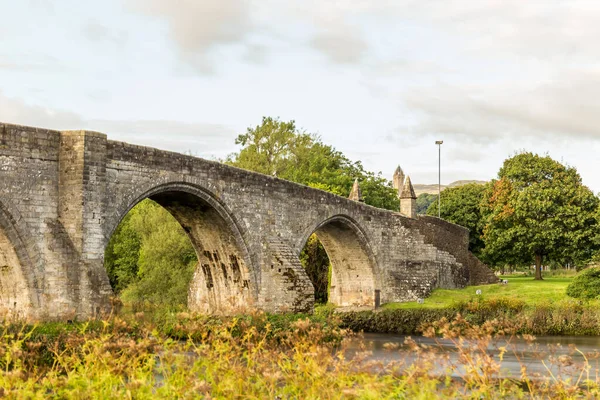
339 298 600 336
2 275 597 397
339 275 600 336
2 311 599 398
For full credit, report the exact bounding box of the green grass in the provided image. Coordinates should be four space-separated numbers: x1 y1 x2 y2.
383 275 594 310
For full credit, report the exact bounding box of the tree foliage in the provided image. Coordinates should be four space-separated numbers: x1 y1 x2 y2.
481 152 600 279
104 213 141 293
299 234 331 304
227 117 399 211
427 183 486 255
416 193 437 215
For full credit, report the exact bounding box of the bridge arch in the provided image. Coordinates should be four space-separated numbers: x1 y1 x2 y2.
106 182 257 314
0 200 40 320
299 215 376 308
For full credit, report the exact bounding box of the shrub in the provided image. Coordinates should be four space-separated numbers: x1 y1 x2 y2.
566 266 600 300
338 309 455 334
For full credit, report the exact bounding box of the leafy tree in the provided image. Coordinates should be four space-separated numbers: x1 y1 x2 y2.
481 152 599 280
416 193 437 215
231 117 298 177
427 183 486 255
227 117 399 211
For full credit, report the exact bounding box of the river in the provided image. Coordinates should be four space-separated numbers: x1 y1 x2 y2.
345 333 600 380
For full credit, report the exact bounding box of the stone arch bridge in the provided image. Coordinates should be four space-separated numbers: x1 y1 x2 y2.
0 123 496 320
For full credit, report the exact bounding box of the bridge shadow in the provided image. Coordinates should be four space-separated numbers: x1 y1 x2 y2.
0 201 39 321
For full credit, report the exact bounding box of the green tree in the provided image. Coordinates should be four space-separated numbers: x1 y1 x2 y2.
426 183 486 255
481 153 599 280
227 117 399 211
416 193 437 215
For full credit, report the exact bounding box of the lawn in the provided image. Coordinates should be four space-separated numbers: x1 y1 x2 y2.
383 275 586 310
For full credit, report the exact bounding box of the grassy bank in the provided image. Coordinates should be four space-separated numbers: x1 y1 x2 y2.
385 275 584 309
340 274 600 336
2 312 599 398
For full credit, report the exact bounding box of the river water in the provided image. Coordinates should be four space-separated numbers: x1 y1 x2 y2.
345 333 600 380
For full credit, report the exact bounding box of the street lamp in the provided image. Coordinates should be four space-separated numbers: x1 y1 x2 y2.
435 140 443 218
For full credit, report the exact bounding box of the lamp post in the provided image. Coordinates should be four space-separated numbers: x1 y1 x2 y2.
435 140 443 218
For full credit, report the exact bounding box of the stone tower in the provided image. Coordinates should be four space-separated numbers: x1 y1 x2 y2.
392 166 405 198
400 176 417 218
348 178 364 202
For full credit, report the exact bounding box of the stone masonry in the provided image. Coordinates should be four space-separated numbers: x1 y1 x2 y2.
400 176 417 219
392 166 405 198
348 178 363 202
0 123 497 320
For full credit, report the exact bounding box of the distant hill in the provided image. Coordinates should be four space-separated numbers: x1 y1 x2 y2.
413 180 487 196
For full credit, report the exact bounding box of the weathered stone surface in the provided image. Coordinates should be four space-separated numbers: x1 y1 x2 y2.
0 122 497 320
348 179 363 202
392 165 405 197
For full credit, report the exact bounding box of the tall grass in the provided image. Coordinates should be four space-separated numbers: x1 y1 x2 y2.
342 297 600 336
1 312 599 398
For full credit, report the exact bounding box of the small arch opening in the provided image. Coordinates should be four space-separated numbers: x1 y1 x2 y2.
104 189 254 314
300 234 330 304
300 217 376 308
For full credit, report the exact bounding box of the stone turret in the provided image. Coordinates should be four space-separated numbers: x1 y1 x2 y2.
348 178 364 202
392 166 405 198
400 176 417 218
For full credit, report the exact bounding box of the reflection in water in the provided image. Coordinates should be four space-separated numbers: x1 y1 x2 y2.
344 333 600 379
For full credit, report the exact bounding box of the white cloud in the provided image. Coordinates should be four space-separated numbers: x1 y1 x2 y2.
0 92 84 128
126 0 256 74
5 0 600 189
125 0 377 69
401 69 600 143
0 92 237 159
309 27 367 65
0 54 70 73
82 21 128 46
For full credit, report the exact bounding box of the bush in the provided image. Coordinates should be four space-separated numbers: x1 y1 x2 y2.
566 266 600 300
338 309 455 334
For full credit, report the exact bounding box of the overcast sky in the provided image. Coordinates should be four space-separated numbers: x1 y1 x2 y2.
2 0 600 191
